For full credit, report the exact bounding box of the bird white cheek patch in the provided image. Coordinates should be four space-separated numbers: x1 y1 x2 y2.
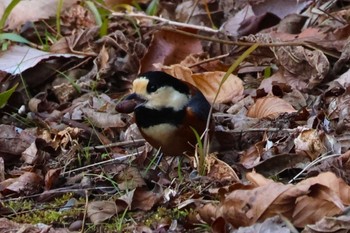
146 87 189 111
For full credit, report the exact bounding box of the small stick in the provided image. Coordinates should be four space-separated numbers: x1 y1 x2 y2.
85 139 145 150
80 190 89 233
188 53 230 68
112 12 219 34
62 151 141 175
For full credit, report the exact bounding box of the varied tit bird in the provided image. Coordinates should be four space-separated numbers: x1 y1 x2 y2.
116 71 212 155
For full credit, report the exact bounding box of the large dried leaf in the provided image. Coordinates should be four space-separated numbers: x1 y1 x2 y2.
294 129 327 161
190 72 244 104
1 0 79 30
303 213 350 233
0 45 84 75
247 96 296 119
293 184 344 227
131 187 163 211
0 218 70 233
141 29 203 72
0 124 36 161
1 172 43 196
218 172 350 228
160 65 244 103
87 201 117 224
272 46 330 90
217 179 291 227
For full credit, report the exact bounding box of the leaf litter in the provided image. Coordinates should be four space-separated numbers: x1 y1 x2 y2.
1 0 350 232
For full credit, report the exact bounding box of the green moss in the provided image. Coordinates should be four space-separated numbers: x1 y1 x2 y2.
2 193 84 227
144 207 189 228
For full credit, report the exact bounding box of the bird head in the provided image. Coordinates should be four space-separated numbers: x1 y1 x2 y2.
127 71 191 111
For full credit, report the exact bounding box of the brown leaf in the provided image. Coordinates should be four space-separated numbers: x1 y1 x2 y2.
297 172 350 206
190 72 244 104
216 176 291 227
87 201 117 224
0 45 83 75
0 125 36 161
131 187 163 211
303 212 350 233
140 29 203 72
217 172 350 228
207 156 240 182
44 169 61 190
197 203 218 225
273 46 330 90
293 184 344 227
247 96 296 119
117 167 146 190
240 140 265 169
1 172 43 196
160 65 244 103
294 129 327 161
0 217 70 233
2 0 79 30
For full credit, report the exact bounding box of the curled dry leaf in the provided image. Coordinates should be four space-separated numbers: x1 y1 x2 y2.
217 172 350 228
294 129 327 161
303 213 350 233
87 201 117 224
140 29 203 72
247 96 296 119
117 167 146 190
3 0 79 30
272 46 330 90
1 172 43 196
44 168 61 190
206 155 240 182
191 72 244 104
159 64 244 103
216 177 291 228
131 187 163 211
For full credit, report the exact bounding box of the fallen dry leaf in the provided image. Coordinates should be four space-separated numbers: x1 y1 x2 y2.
117 166 146 190
141 29 203 72
0 218 70 233
247 96 296 119
216 178 291 228
294 129 327 161
131 187 163 211
87 201 117 224
1 0 79 30
217 172 350 228
0 45 84 75
272 46 330 90
44 168 61 191
159 64 244 103
0 125 36 162
293 184 345 227
1 172 43 196
303 212 350 233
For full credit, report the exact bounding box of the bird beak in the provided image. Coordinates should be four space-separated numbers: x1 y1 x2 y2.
115 93 146 113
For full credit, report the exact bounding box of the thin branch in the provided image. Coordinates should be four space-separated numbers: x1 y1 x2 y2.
288 153 341 183
62 151 141 175
223 128 297 134
161 26 307 47
188 53 230 68
112 12 219 34
186 0 200 23
85 139 145 150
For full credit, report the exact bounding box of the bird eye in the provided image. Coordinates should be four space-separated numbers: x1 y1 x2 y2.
148 84 157 93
